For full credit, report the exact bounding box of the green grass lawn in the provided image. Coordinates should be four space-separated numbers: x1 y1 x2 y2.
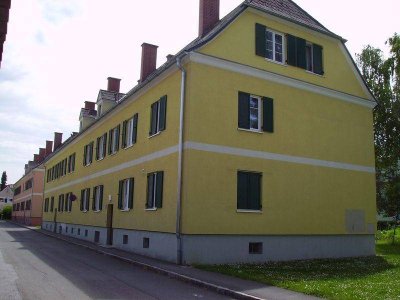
198 240 400 300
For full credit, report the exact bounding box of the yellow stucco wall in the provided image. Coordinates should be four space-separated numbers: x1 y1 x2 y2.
43 69 182 233
200 9 370 99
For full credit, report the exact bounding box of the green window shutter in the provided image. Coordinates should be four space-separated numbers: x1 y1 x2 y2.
89 142 94 164
92 188 96 211
103 133 107 157
118 180 123 210
146 174 154 208
83 145 87 166
249 173 261 210
96 137 100 160
116 125 120 151
122 121 127 148
86 188 90 211
238 92 250 129
132 113 138 144
72 154 75 171
313 44 324 75
296 37 306 69
255 23 266 57
65 194 68 211
128 178 134 209
108 129 113 154
287 34 297 66
262 97 274 133
237 172 248 209
155 171 163 208
99 185 103 211
159 96 167 131
150 102 158 135
80 190 84 211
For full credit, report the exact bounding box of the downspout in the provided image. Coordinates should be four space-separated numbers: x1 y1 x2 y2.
176 55 187 265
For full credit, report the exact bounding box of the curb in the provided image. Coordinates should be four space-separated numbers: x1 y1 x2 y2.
7 221 263 300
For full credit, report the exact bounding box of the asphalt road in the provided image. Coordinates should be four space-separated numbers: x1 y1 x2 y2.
0 221 229 300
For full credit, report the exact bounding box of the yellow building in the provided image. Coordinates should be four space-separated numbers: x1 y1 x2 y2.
42 0 376 264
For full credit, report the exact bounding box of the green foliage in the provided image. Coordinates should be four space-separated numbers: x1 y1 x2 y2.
1 206 12 220
198 242 400 300
376 228 400 242
0 171 6 191
357 33 400 215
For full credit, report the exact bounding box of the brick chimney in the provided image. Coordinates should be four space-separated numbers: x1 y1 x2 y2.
107 77 121 93
33 154 40 163
54 132 63 150
199 0 220 37
39 148 46 162
140 43 158 83
166 54 174 61
45 140 53 156
84 101 96 110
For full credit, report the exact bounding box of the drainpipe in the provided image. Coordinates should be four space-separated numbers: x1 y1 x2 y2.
176 55 187 265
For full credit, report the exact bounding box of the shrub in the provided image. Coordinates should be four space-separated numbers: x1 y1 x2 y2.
1 206 12 220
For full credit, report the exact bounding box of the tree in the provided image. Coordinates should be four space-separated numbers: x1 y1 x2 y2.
0 171 6 191
357 33 400 215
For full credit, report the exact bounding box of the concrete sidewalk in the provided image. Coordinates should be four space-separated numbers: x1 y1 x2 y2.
11 222 320 300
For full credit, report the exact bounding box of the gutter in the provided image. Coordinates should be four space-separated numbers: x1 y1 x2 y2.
175 55 187 265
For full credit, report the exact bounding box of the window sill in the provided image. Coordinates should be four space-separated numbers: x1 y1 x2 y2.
265 58 287 66
145 208 157 211
109 151 118 156
93 210 102 213
120 209 130 212
237 128 263 134
96 157 105 162
84 163 92 167
148 131 161 139
305 70 324 77
124 143 135 150
236 209 262 213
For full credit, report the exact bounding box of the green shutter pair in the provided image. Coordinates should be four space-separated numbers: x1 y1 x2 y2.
255 23 324 75
92 186 104 211
237 171 262 210
118 179 134 210
146 172 163 209
149 96 167 136
238 92 274 132
122 114 138 148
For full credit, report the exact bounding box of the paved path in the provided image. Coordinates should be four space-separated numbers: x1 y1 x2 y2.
0 221 229 300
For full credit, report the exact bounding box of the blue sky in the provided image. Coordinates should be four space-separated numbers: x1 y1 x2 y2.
0 0 398 183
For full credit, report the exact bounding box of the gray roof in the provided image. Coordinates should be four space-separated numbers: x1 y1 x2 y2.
246 0 338 37
97 90 125 103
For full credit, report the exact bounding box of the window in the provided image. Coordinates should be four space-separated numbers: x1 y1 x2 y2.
44 198 49 212
26 200 31 210
146 171 163 209
25 179 33 190
17 203 20 211
50 197 54 212
123 235 128 245
47 169 51 182
14 186 21 196
143 237 150 248
149 95 167 136
286 34 324 75
122 114 138 148
68 153 76 173
255 24 284 64
238 92 274 133
108 125 120 155
249 242 263 254
92 185 103 212
83 142 94 166
96 133 107 160
80 188 90 212
21 201 25 211
237 171 262 211
58 194 65 213
65 193 72 212
118 178 134 211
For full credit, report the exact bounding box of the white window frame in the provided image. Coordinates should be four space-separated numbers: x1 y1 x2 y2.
84 144 92 166
305 42 314 73
97 135 105 160
265 29 285 64
111 127 119 154
126 117 135 147
249 95 262 132
82 188 89 212
121 179 130 211
93 186 102 212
